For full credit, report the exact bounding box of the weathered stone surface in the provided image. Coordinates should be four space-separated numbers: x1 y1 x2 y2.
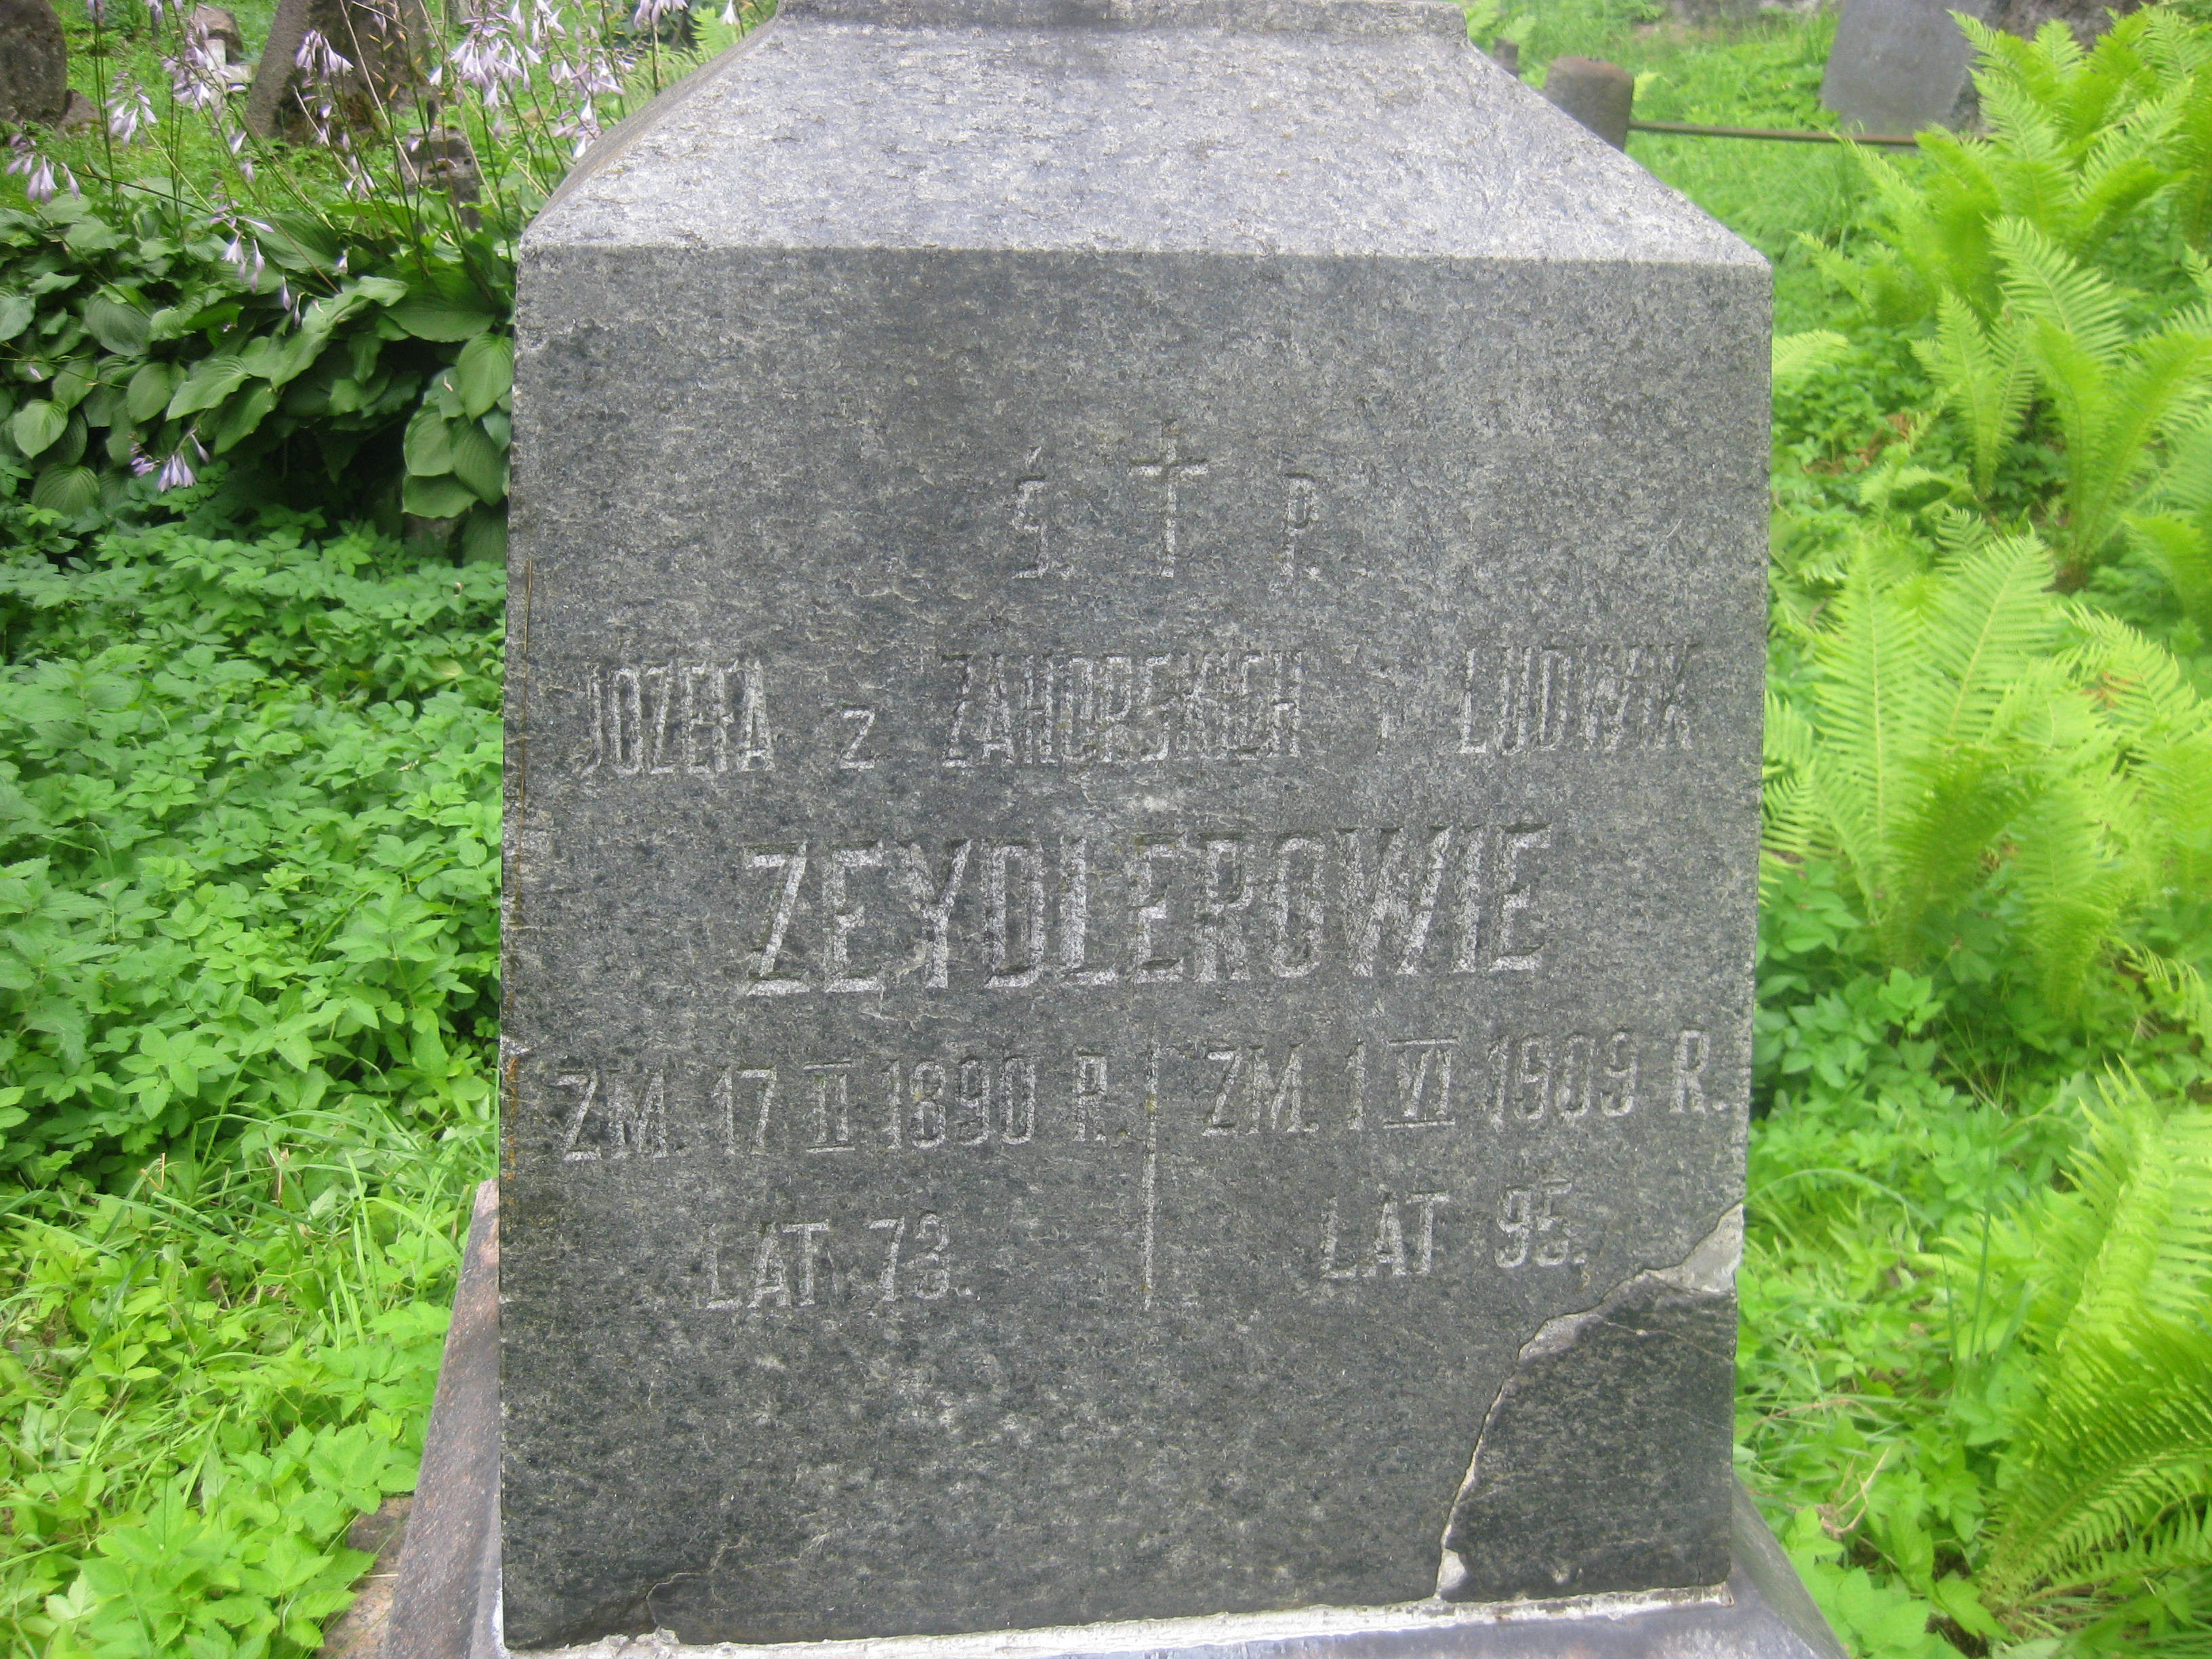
502 0 1767 1649
0 0 69 127
1822 0 2144 135
387 1194 1838 1658
1438 1208 1740 1601
386 1181 501 1659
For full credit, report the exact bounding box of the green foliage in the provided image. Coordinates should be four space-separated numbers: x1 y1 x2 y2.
0 498 499 1652
1827 12 2212 333
2 1162 475 1657
1980 1074 2212 1629
0 506 503 1181
0 6 2205 1658
1763 523 2212 1025
0 194 512 550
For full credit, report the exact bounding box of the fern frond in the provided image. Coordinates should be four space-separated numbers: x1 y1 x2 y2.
1986 1080 2212 1607
2006 780 2135 1009
1916 293 2036 497
2124 947 2212 1044
1773 330 1849 385
2126 513 2212 635
1997 217 2131 364
1927 532 2068 741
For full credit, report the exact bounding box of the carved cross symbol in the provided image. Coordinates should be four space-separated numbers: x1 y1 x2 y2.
1129 432 1209 579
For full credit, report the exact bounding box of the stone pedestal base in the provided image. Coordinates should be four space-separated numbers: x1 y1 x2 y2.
378 1186 1841 1659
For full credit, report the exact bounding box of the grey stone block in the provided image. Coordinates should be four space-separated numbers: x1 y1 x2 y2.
504 0 1769 1648
387 1188 1843 1658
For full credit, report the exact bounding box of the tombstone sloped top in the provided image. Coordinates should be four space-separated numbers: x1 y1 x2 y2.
527 0 1761 265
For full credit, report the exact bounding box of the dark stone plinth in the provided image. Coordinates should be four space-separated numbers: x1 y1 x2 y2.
385 1180 503 1659
504 0 1769 1646
385 1187 1842 1658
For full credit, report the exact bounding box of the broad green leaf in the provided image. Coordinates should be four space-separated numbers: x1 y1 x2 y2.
403 472 476 518
453 333 513 418
30 464 100 518
10 398 64 457
0 291 33 340
211 383 281 455
83 293 151 356
127 361 178 422
167 355 251 418
447 419 508 504
47 357 92 412
351 275 409 306
80 384 123 428
461 504 508 564
388 300 494 342
403 407 455 477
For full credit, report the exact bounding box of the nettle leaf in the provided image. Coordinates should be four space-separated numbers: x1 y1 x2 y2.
447 419 508 504
453 334 513 419
402 472 476 518
388 300 494 342
0 291 33 340
82 293 151 356
10 399 65 457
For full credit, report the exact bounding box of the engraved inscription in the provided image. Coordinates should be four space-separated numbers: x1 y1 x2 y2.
1128 431 1210 579
701 1212 954 1311
1459 641 1698 756
579 661 775 777
534 1027 1715 1164
939 650 1303 769
725 821 1553 996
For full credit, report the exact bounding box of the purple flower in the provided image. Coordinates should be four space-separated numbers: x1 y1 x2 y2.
157 447 199 491
449 9 537 98
107 79 157 144
167 30 227 110
5 135 75 204
295 28 355 80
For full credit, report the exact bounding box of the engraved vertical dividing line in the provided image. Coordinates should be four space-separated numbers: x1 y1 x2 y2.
498 558 534 1182
1142 1044 1160 1311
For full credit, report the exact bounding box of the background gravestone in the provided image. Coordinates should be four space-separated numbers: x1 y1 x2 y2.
1822 0 2144 134
503 0 1769 1647
0 0 70 128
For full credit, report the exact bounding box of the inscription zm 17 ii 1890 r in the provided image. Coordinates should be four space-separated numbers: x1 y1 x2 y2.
500 0 1770 1649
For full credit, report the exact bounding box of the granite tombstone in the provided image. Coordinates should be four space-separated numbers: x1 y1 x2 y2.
1820 0 1994 133
503 1 1771 1649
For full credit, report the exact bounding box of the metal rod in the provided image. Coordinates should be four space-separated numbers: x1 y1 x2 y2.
1627 118 1921 148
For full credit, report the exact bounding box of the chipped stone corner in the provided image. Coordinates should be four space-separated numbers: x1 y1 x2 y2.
1434 1206 1743 1605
